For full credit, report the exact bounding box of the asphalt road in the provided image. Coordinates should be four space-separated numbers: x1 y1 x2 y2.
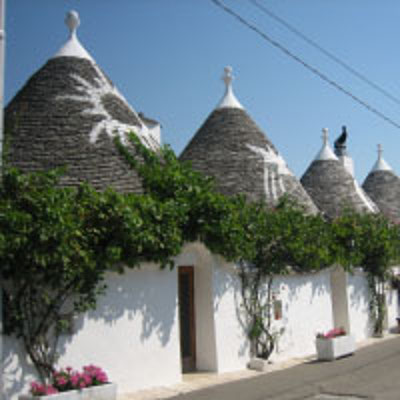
170 336 400 400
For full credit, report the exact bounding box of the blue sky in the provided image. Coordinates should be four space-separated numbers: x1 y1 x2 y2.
5 1 400 182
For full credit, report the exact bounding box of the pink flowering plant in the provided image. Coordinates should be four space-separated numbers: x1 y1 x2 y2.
30 365 109 396
30 383 59 397
316 327 346 339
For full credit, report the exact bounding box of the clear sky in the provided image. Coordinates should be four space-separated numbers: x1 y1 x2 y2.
5 1 400 183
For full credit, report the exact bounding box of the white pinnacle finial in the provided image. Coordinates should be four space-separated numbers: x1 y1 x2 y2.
52 10 93 61
223 66 233 88
217 66 244 109
372 143 392 172
66 10 80 37
314 128 338 161
322 128 329 145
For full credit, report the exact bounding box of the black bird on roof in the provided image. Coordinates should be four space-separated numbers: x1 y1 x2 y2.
335 126 348 149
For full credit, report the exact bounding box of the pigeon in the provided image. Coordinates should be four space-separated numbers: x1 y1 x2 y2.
335 126 347 148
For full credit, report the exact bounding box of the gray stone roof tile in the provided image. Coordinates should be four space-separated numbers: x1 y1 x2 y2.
363 170 400 223
301 159 378 219
5 57 145 193
180 107 318 213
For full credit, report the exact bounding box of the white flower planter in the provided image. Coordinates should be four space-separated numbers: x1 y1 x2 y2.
316 335 356 361
248 357 270 372
19 383 117 400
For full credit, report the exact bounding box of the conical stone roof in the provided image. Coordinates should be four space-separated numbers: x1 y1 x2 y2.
363 145 400 223
5 11 158 192
301 129 378 219
180 67 318 213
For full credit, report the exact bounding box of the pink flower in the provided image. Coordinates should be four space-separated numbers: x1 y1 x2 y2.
42 364 110 394
82 365 108 385
44 385 59 395
70 373 80 387
317 327 346 339
56 376 67 386
96 371 108 383
30 381 58 396
82 373 92 385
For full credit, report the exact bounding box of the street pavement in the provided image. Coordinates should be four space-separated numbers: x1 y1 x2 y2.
166 335 400 400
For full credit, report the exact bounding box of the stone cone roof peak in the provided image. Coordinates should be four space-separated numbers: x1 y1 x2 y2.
5 10 160 193
363 144 400 223
371 144 393 172
180 75 318 213
314 128 338 161
217 66 244 110
301 128 379 218
52 10 94 61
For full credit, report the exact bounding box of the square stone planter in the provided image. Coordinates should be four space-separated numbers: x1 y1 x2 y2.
316 335 356 361
19 383 117 400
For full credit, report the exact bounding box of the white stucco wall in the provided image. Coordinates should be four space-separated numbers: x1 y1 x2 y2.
387 265 400 332
386 286 398 331
330 267 350 333
213 263 334 368
2 264 182 400
346 269 400 341
213 259 250 372
347 270 373 341
6 247 398 400
269 270 334 362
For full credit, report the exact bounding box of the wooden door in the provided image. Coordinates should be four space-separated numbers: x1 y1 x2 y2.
178 266 196 372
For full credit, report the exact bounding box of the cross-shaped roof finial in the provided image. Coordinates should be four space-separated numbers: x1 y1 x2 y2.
377 143 383 159
217 66 243 109
314 128 337 161
371 143 392 172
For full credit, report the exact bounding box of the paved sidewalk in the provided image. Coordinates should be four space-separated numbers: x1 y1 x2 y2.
118 358 306 400
119 334 399 400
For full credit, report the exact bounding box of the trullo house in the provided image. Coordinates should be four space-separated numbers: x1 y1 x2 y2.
1 10 399 400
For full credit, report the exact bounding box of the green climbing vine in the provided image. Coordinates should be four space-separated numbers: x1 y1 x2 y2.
0 167 186 381
3 129 400 384
331 212 400 336
116 132 400 358
235 200 334 359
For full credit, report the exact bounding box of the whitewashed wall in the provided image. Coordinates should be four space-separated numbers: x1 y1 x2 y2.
386 286 398 332
347 269 399 341
2 336 37 399
212 262 334 367
4 247 398 400
213 259 250 372
2 264 182 400
269 270 334 362
387 266 399 333
347 269 373 341
207 260 335 368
